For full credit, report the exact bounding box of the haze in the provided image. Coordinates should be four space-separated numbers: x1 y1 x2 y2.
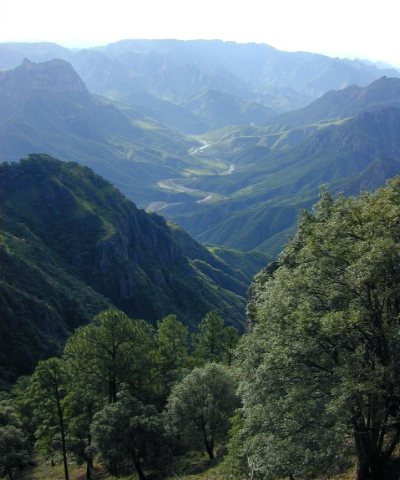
0 0 400 65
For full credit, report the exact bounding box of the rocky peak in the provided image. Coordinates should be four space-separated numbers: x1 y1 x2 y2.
0 58 89 96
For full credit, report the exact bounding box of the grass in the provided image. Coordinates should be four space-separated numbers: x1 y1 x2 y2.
17 458 133 480
17 450 228 480
15 451 360 480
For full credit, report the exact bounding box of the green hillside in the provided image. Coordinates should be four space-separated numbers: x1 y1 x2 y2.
0 155 259 385
159 107 400 256
0 58 197 206
2 57 400 264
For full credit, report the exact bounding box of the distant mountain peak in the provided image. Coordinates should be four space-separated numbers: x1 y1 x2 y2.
0 58 88 95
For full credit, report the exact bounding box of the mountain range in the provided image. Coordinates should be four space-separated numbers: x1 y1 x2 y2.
163 104 400 255
134 74 400 256
2 45 400 260
0 57 198 204
1 39 398 133
2 39 400 384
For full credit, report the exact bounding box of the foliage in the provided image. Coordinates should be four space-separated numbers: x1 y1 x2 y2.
154 314 190 401
235 180 400 480
194 312 225 363
194 312 239 365
0 400 30 480
91 394 166 480
221 327 239 366
64 309 155 404
29 358 70 480
63 383 101 479
165 363 239 460
7 306 243 479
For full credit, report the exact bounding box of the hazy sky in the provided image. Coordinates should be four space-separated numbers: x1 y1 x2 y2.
1 0 399 65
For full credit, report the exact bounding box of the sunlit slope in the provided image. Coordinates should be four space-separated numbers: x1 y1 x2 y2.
0 155 261 384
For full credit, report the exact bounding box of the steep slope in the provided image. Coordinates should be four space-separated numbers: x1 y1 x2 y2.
275 76 400 127
159 107 400 256
0 216 112 387
0 155 251 384
0 58 196 205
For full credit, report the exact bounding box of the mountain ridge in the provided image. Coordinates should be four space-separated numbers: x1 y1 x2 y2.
0 154 265 385
1 39 398 120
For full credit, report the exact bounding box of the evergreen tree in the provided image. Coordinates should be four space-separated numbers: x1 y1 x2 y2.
30 358 70 480
64 309 155 403
194 311 225 363
63 383 100 479
222 326 239 365
155 314 190 400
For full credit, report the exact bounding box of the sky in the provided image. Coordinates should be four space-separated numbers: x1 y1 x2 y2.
1 0 400 66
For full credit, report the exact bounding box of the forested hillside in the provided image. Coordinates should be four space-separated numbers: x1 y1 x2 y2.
2 36 400 480
0 155 264 386
4 180 400 480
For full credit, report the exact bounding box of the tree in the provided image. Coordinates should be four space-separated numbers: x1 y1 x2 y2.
222 326 239 365
165 362 238 460
64 309 155 403
63 384 100 479
154 314 190 400
30 358 70 480
91 395 165 480
236 181 400 480
11 376 36 449
194 311 225 363
0 400 30 480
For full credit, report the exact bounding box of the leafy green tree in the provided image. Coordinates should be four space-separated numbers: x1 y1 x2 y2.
165 362 238 460
236 181 400 480
194 311 225 363
30 358 70 480
155 314 190 400
64 309 155 403
91 395 165 480
0 400 30 480
223 411 248 478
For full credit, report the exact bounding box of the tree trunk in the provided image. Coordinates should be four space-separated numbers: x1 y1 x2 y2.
356 458 370 480
204 437 214 461
201 421 214 460
86 459 91 479
86 430 93 478
356 456 386 480
133 458 146 480
370 457 385 480
56 394 69 480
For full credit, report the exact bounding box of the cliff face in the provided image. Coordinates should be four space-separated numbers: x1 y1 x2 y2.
0 155 247 384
